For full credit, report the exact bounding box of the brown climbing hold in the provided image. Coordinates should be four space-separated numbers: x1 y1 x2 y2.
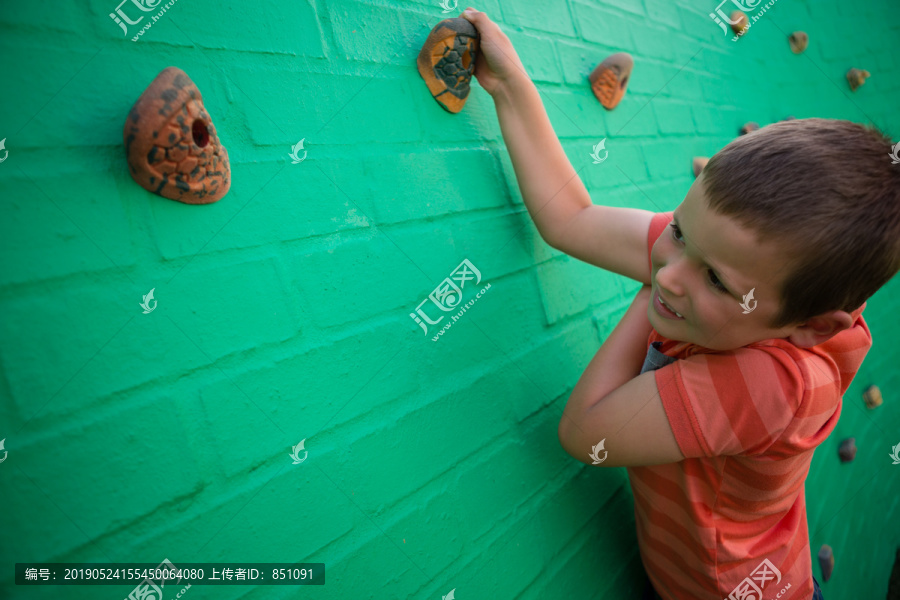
838 437 856 462
818 545 834 583
731 11 749 35
589 52 634 111
740 122 760 135
863 384 882 409
124 67 231 205
417 18 480 114
847 68 871 91
692 157 709 178
788 31 808 54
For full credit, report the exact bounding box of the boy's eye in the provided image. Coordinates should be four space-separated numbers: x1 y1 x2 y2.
668 222 683 242
707 269 728 293
669 222 729 293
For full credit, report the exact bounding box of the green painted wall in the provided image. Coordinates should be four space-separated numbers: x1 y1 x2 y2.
0 0 897 599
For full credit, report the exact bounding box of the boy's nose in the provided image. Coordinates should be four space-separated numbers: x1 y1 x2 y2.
655 261 685 298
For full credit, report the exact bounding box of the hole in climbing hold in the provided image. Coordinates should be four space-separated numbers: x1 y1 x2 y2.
192 119 210 148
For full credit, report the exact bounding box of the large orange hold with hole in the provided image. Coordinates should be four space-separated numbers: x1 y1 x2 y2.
124 67 231 204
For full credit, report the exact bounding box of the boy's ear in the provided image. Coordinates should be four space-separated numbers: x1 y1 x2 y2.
786 310 855 348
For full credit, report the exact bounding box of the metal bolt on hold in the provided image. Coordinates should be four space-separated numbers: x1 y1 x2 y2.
838 437 857 463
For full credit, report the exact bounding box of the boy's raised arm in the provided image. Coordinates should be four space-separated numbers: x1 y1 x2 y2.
461 8 653 285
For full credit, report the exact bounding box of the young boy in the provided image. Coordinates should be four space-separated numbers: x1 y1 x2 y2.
459 7 899 600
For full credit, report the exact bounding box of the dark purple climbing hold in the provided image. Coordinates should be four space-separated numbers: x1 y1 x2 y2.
838 437 856 463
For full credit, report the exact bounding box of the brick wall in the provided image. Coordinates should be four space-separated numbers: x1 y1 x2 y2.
0 0 897 598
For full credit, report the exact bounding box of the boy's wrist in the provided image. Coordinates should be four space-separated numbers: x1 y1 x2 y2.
491 70 534 106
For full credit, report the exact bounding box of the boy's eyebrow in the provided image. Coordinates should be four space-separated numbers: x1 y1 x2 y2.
671 214 741 296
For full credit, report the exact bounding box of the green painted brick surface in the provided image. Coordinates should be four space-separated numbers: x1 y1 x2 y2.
1 0 899 599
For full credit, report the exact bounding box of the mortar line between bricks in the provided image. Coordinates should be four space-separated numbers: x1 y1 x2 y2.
164 315 288 436
14 463 117 564
13 315 137 438
15 165 138 288
168 21 289 138
613 47 702 138
313 163 435 284
11 47 103 138
313 462 434 581
315 343 406 433
194 462 289 555
490 164 589 258
164 164 285 287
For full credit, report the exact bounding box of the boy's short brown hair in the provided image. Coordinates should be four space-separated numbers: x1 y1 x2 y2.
702 118 900 329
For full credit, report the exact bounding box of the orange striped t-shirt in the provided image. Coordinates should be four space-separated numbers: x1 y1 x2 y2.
627 211 872 600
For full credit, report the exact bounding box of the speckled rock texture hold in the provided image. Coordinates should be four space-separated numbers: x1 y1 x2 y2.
589 52 633 110
124 66 231 205
417 18 480 114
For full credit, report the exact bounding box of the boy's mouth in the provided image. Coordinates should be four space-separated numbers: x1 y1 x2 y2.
654 289 685 320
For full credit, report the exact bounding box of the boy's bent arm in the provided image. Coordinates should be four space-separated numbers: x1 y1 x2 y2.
558 285 684 467
492 69 654 284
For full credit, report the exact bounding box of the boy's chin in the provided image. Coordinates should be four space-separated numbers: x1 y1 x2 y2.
650 312 690 342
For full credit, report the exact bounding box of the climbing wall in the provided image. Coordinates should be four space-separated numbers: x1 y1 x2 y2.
0 0 897 599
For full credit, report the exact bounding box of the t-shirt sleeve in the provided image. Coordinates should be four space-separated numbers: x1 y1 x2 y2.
652 345 806 458
647 211 675 272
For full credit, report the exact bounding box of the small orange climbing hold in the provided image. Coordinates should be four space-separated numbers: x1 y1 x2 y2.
788 31 808 53
731 11 749 35
863 384 882 409
847 68 871 91
589 52 633 110
692 157 709 178
740 122 760 135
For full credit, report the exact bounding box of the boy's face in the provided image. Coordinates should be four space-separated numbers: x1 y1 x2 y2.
649 174 798 350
